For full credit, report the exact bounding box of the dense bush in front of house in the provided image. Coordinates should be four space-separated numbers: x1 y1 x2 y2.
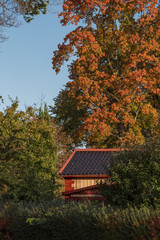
1 200 160 240
100 136 160 207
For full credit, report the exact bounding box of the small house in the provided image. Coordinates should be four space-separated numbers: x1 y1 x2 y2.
59 148 120 200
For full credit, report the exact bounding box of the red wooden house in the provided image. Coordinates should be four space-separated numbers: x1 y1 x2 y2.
59 149 120 200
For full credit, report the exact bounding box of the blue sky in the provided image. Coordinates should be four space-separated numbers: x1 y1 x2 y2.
0 5 75 110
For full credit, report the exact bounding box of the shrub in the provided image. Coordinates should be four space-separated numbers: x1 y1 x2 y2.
0 200 160 240
100 137 160 207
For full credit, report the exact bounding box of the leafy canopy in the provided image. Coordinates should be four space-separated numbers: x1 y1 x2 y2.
0 0 49 41
0 100 57 201
100 137 160 207
52 0 160 147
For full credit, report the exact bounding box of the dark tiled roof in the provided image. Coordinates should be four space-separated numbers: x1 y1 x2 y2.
60 149 118 175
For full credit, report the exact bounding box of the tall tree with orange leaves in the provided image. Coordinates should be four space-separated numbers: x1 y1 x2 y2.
52 0 160 147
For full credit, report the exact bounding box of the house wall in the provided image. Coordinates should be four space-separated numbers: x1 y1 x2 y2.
72 178 105 190
65 178 74 192
64 176 107 192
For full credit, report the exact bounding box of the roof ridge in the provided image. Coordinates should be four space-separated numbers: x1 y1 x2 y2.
74 148 122 151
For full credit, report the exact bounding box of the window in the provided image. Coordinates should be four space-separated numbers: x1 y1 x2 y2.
72 179 105 190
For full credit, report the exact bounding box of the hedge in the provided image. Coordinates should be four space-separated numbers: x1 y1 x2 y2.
0 200 160 240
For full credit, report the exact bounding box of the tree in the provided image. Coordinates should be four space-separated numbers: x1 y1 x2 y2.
52 0 160 147
50 87 87 146
53 124 74 197
37 101 74 197
40 101 74 169
100 137 160 207
0 99 57 201
0 0 49 42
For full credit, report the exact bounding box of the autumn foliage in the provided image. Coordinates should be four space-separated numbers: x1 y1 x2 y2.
52 0 160 147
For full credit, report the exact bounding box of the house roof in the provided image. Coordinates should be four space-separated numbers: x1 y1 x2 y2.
59 148 121 176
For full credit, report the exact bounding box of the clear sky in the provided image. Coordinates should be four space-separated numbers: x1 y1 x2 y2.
0 5 75 111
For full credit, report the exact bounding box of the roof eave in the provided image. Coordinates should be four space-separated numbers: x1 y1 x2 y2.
60 174 109 178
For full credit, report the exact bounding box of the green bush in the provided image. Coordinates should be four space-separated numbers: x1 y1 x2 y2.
0 101 57 201
1 200 160 240
100 137 160 207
